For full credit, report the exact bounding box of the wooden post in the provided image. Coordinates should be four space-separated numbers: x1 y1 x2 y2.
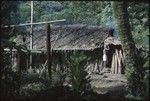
30 1 33 69
1 19 66 28
16 50 21 73
114 51 117 74
46 24 52 80
111 53 115 74
117 50 121 74
116 49 119 74
16 49 21 93
119 50 124 73
0 26 4 80
11 27 15 69
99 60 103 72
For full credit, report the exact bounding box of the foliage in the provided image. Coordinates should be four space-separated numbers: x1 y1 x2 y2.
111 1 149 100
52 69 67 87
1 1 20 25
138 49 149 100
125 54 149 100
66 52 91 96
17 1 30 23
2 1 148 47
128 2 149 47
125 48 149 100
20 82 46 97
1 52 20 97
143 69 149 100
1 1 29 50
15 1 149 47
1 1 149 100
1 67 20 95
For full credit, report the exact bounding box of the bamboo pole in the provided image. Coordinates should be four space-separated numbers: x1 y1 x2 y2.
119 50 124 65
1 19 66 28
97 60 102 72
100 60 103 72
113 53 115 74
111 53 115 74
0 25 3 80
115 49 119 74
16 50 21 73
16 50 21 93
30 1 33 69
113 54 115 74
16 52 20 72
114 50 117 74
94 62 98 73
11 27 15 70
119 50 124 73
118 50 122 74
4 48 95 53
30 1 33 50
46 24 52 80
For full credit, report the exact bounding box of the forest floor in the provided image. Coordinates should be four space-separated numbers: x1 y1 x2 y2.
90 73 127 100
2 73 127 101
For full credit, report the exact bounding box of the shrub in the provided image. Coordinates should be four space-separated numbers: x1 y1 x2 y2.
125 48 149 100
67 52 91 96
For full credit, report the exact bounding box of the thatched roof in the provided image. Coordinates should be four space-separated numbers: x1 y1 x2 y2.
104 37 121 46
15 24 121 50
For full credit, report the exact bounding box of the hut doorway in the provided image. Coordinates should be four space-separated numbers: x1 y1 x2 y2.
103 37 125 74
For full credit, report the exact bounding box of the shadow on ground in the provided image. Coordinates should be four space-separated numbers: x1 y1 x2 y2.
2 86 127 101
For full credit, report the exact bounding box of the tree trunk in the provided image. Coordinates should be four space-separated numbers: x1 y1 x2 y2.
111 1 143 96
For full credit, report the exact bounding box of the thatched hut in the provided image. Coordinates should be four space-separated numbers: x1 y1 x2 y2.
13 24 125 74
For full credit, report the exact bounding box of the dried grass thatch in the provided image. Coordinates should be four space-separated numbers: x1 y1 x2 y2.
12 24 124 74
15 24 119 50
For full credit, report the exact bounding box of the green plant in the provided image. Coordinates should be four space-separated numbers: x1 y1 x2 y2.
51 69 67 87
1 57 20 97
143 70 149 100
67 52 91 96
125 48 149 100
141 50 149 100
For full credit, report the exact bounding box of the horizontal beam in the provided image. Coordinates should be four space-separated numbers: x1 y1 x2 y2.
1 19 66 28
31 48 95 51
4 48 43 53
4 47 96 53
4 48 28 53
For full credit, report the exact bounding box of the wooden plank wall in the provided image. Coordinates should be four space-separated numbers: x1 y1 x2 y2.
111 49 124 74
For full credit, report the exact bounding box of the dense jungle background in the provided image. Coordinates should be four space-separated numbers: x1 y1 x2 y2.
0 1 149 101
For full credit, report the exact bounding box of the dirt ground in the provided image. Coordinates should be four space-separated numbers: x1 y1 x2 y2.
90 73 127 97
1 73 127 101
